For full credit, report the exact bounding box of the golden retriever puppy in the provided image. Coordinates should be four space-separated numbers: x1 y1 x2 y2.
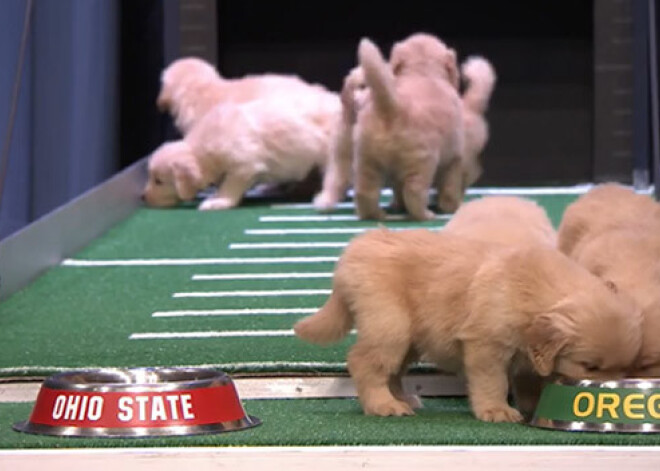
353 34 464 220
444 196 556 418
143 94 340 209
157 57 331 135
294 229 641 422
459 57 496 188
558 183 660 376
315 51 496 214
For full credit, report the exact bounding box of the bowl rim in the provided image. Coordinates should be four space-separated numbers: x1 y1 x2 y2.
42 367 231 393
552 377 660 389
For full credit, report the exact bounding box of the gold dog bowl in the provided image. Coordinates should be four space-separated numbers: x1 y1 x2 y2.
13 368 260 438
530 377 660 433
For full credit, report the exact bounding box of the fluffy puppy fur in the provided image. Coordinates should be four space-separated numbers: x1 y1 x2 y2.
313 53 496 214
294 229 642 422
443 196 557 418
143 94 340 210
459 57 496 188
157 57 331 135
558 184 660 376
444 196 556 247
352 34 464 220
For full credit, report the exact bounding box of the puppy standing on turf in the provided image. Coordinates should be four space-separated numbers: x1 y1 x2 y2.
352 34 464 220
294 228 641 422
443 196 557 418
143 92 340 210
313 51 496 214
558 183 660 376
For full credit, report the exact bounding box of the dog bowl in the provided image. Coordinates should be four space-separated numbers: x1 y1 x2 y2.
13 367 260 438
530 377 660 433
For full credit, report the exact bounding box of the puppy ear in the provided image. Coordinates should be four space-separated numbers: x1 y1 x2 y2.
444 49 460 88
525 313 569 377
172 157 203 201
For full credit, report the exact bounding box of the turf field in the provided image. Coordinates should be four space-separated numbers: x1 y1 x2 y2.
0 190 578 378
3 187 660 450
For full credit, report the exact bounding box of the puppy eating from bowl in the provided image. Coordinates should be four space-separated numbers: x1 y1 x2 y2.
294 228 642 422
558 183 660 377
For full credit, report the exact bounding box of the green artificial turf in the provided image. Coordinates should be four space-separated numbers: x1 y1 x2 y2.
0 193 577 378
3 397 660 449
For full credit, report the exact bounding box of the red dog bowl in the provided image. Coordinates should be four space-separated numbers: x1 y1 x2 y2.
13 367 260 438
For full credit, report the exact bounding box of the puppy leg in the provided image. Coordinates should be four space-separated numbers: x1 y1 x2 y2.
314 124 353 211
388 351 423 410
354 157 386 220
401 158 436 221
463 341 523 423
199 172 255 211
436 157 465 214
348 339 414 416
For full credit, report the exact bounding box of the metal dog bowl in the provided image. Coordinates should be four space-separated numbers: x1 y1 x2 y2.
530 377 660 433
13 367 260 438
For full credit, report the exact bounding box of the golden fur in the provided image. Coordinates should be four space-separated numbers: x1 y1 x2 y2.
558 183 660 376
295 229 642 422
143 94 340 209
444 196 556 247
313 46 496 215
157 57 330 135
352 34 464 220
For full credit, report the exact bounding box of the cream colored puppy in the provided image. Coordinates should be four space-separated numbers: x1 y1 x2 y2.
157 57 332 135
295 229 641 422
444 196 556 247
314 52 496 214
558 184 660 376
353 34 464 220
143 94 340 209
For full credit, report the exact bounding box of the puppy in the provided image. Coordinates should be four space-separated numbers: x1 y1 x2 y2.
143 94 340 209
443 196 557 418
295 228 641 422
157 57 331 135
353 34 464 220
314 52 496 214
459 57 496 188
558 184 660 376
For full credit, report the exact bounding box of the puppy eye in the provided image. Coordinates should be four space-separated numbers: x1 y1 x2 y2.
154 177 163 185
582 362 600 372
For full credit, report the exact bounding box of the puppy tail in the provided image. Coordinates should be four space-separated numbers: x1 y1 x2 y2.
294 290 353 345
358 38 398 118
461 56 496 115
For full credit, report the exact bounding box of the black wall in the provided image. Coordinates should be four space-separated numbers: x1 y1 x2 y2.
215 0 594 186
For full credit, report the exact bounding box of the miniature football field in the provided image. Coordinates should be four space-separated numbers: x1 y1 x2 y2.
2 187 660 449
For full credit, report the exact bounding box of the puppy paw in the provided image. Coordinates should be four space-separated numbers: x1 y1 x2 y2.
357 207 387 221
402 394 424 410
363 399 415 417
313 192 337 212
409 208 435 221
475 405 524 423
199 197 237 211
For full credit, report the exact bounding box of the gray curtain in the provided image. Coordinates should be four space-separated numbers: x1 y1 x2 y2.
0 0 119 240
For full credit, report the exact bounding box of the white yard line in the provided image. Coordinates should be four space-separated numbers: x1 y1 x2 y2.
61 256 339 267
172 289 332 298
152 308 319 317
244 226 443 235
259 214 450 222
229 242 348 250
270 185 598 209
192 272 332 280
129 329 300 340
